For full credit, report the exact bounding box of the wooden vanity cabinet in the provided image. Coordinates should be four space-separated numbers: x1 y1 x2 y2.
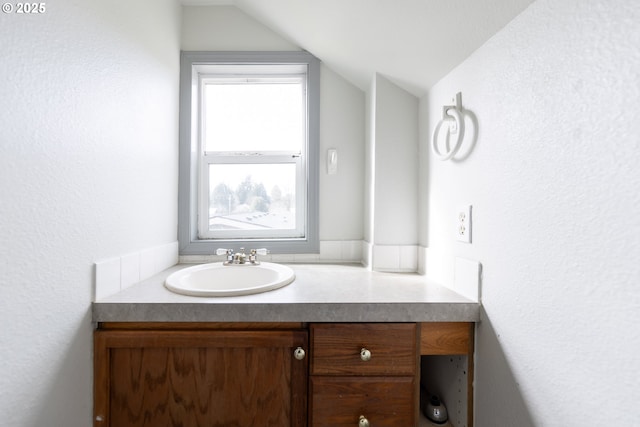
309 323 419 427
94 321 474 427
94 323 308 427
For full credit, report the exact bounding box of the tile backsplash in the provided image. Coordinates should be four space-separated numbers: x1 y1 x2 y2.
364 242 420 273
94 241 178 300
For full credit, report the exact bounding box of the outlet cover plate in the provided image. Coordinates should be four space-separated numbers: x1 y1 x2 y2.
456 205 472 243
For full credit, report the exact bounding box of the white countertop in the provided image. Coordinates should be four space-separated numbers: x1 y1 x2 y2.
92 263 480 323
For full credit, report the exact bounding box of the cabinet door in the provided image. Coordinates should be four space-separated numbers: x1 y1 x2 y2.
94 329 308 427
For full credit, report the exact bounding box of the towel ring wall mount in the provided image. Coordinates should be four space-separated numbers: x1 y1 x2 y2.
431 92 465 161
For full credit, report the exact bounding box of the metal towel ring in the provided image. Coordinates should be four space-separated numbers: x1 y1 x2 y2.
431 93 465 161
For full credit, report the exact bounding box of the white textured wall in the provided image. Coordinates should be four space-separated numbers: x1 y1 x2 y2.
372 74 418 245
421 0 640 425
363 74 419 271
0 1 180 425
182 5 366 242
320 67 366 240
181 6 298 51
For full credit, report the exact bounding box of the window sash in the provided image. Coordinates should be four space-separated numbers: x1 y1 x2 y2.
200 75 307 154
196 69 308 241
197 152 306 240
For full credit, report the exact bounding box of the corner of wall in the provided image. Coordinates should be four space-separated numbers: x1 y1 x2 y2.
417 245 428 275
368 244 419 273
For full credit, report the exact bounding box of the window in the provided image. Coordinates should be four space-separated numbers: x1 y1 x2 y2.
178 52 320 254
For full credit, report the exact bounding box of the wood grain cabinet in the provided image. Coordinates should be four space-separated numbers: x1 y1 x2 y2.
94 324 308 427
94 322 474 427
309 323 419 427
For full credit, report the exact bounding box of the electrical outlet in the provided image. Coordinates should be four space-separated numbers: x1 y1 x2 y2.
456 205 472 243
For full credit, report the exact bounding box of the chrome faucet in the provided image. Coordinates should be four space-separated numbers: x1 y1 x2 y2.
216 248 269 265
234 248 247 264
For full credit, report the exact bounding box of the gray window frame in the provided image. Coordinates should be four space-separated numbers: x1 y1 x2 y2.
178 51 320 255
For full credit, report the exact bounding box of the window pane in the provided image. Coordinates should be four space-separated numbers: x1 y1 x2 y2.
208 163 297 231
204 82 303 152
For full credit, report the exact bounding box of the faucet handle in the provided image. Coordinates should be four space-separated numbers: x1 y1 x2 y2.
248 248 269 264
216 248 232 256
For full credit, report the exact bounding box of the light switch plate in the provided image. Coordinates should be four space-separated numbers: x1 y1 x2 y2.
327 149 337 175
456 205 472 243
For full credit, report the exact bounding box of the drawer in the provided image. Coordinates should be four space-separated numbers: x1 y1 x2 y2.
309 376 416 427
420 322 473 355
310 323 417 376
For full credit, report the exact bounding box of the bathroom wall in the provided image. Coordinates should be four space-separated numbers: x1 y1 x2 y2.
182 6 366 261
421 0 640 425
0 1 180 425
371 75 418 247
365 73 419 271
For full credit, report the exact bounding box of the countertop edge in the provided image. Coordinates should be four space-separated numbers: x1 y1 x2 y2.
92 301 480 323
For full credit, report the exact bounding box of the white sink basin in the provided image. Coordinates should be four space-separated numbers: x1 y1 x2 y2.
164 262 295 297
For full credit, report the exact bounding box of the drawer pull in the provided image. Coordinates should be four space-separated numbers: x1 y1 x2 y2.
360 347 371 361
359 415 370 427
294 347 306 360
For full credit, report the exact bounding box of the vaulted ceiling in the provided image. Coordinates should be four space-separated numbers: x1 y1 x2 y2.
180 0 535 96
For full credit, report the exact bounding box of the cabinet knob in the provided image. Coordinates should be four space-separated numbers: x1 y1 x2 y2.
294 347 306 360
360 347 371 361
359 415 370 427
